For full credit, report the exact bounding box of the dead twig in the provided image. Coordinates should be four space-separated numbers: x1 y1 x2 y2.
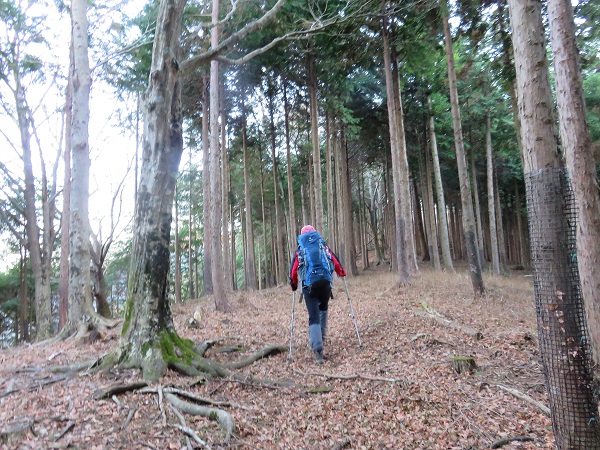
0 374 70 399
52 422 74 442
495 384 551 416
122 403 138 431
413 302 483 340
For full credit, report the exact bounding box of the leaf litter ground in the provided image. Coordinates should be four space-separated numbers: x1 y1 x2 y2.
0 265 554 449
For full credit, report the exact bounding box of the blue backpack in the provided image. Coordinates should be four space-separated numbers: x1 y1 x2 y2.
297 231 334 288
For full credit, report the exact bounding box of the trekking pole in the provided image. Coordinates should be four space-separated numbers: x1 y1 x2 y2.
288 290 296 361
342 277 363 349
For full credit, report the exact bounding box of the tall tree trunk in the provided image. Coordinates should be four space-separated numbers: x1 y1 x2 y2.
391 45 417 274
325 113 335 245
59 52 73 330
340 127 357 274
209 0 230 311
308 48 324 233
242 89 257 290
188 147 195 299
486 112 501 276
514 184 529 268
428 96 453 271
508 0 600 444
470 151 485 265
548 0 600 366
19 247 29 342
382 13 410 284
442 8 484 293
284 81 297 256
66 0 95 337
494 170 507 271
423 131 440 270
113 0 186 381
175 185 182 303
201 75 213 296
267 78 286 284
221 93 232 291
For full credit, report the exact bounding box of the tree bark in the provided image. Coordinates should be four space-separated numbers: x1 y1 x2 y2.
486 112 501 276
427 96 453 271
241 87 257 290
548 0 600 367
284 81 297 259
201 75 213 296
175 186 182 303
308 47 324 234
209 0 230 311
59 49 73 330
114 0 187 381
442 8 484 293
509 0 600 444
66 0 95 337
382 12 410 284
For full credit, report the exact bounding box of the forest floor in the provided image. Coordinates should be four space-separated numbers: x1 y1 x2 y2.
0 264 555 450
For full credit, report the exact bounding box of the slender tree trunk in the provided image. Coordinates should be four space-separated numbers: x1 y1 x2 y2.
486 112 500 276
308 48 324 233
267 79 286 284
59 53 73 330
427 96 453 271
175 186 182 303
19 247 29 342
423 131 440 269
209 0 230 311
221 94 232 291
382 14 410 284
514 184 529 268
284 81 297 257
242 89 257 290
442 8 483 293
188 147 195 299
325 113 335 245
340 127 357 274
494 170 507 271
509 0 600 444
201 75 213 296
548 0 600 367
471 151 486 265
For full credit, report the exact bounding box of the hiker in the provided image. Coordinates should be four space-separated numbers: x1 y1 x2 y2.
289 225 346 363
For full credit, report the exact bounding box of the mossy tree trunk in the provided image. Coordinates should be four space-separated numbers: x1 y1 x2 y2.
112 0 187 381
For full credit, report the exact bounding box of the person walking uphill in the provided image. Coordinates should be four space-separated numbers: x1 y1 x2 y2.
289 225 346 363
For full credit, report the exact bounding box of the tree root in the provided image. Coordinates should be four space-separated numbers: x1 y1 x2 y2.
491 436 534 448
223 344 287 370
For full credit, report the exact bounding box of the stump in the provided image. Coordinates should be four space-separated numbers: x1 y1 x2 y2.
451 356 477 374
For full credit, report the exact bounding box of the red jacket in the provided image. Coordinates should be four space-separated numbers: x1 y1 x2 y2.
289 245 346 291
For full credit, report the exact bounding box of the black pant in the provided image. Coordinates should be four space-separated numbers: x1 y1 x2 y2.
302 280 331 325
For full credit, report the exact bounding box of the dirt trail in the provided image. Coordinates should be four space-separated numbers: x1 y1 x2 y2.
0 266 553 449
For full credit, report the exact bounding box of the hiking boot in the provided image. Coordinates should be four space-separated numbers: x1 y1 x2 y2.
314 350 324 364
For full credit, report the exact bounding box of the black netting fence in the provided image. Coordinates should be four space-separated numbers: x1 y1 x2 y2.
525 167 600 448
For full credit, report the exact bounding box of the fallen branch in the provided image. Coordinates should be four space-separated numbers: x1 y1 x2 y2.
174 424 211 449
294 369 411 386
52 422 74 442
491 436 534 448
332 438 351 450
496 384 550 416
122 404 138 431
165 392 234 443
0 374 70 399
145 386 251 411
413 302 483 340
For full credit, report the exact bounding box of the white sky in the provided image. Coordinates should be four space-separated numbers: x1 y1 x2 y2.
0 0 148 269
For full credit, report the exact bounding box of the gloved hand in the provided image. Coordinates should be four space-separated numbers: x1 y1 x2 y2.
290 282 297 291
339 268 347 277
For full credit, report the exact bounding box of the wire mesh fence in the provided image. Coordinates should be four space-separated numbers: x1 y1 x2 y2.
525 167 600 448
